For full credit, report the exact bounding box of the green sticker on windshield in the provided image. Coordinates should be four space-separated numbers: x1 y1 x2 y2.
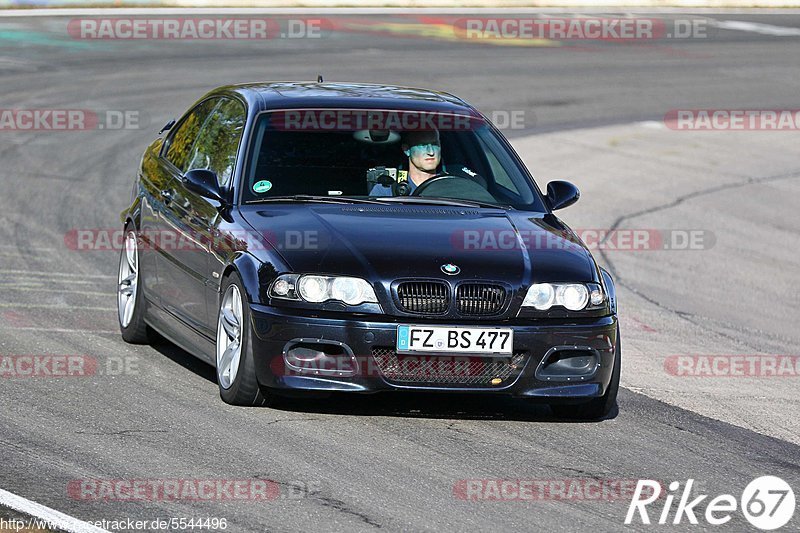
253 180 272 193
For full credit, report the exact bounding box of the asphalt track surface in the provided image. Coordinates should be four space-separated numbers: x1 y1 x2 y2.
1 10 799 532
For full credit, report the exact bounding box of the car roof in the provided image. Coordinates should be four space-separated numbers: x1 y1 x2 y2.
212 81 479 115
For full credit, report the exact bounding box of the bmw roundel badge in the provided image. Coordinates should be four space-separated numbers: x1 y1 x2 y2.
441 263 461 275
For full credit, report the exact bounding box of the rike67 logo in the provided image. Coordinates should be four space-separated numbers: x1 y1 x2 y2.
626 476 795 530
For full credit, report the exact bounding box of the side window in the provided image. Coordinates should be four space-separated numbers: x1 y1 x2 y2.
185 98 246 188
485 148 519 193
474 130 533 204
163 98 218 172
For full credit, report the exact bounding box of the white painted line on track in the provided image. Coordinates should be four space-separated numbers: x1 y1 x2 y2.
0 287 111 296
710 19 800 36
0 270 114 278
0 244 56 252
1 326 118 333
2 7 800 16
637 120 667 129
0 302 114 311
0 279 108 285
0 487 110 533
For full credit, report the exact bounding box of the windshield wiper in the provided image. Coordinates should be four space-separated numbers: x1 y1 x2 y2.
247 195 513 209
246 195 386 205
372 196 513 209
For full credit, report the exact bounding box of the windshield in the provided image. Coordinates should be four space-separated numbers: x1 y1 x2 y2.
242 109 545 211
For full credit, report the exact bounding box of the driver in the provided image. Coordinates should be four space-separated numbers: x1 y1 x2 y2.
369 130 483 196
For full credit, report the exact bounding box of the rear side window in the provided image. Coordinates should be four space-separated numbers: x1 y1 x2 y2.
185 98 246 188
163 98 218 172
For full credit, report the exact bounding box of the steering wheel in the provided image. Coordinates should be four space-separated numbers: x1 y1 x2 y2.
411 173 500 204
411 174 462 196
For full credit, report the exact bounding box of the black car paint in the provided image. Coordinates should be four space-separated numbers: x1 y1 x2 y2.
121 82 618 400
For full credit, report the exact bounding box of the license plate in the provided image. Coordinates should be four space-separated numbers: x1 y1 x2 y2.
396 325 513 355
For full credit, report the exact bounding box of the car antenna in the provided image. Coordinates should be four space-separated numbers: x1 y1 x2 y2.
317 74 323 83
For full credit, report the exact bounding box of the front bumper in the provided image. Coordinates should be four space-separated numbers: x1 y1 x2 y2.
249 304 618 401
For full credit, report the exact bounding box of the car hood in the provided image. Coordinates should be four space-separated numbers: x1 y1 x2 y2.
239 204 597 284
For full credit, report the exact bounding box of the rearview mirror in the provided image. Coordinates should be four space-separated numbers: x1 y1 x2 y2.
546 180 580 211
182 169 223 202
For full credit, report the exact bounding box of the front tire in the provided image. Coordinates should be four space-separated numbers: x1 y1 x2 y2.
118 226 150 344
549 327 621 420
216 272 270 406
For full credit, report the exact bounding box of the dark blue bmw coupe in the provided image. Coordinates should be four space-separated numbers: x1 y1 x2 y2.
118 82 619 419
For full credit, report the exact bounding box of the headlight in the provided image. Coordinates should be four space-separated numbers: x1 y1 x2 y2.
589 286 604 306
556 284 588 311
330 277 371 305
298 276 328 303
270 274 378 306
522 282 604 311
522 283 555 310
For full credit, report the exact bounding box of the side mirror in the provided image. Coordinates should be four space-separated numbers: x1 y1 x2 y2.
182 169 223 202
158 119 175 135
546 180 580 211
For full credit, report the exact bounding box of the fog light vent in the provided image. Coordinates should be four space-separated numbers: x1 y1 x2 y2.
536 346 600 381
283 339 357 377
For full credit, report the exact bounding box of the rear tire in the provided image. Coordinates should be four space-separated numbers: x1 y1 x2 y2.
216 272 270 406
117 226 151 344
549 327 621 420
